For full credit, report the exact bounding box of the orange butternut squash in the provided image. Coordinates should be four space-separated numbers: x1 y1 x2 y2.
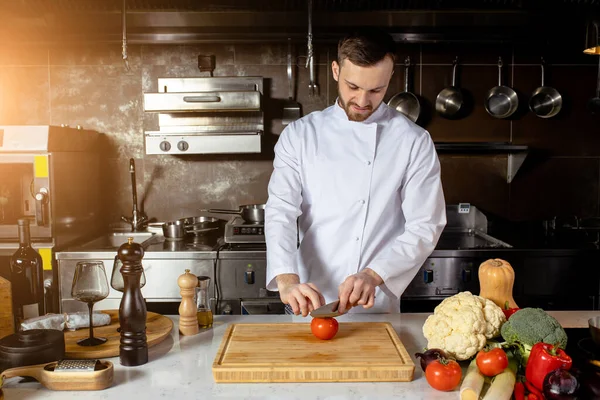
478 258 518 309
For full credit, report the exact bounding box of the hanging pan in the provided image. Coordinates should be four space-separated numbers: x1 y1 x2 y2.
388 56 421 123
435 57 464 118
484 57 519 119
529 57 562 118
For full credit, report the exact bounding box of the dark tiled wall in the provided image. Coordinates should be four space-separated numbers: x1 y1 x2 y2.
0 38 598 227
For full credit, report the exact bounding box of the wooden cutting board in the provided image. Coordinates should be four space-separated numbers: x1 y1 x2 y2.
213 322 415 383
0 276 14 339
64 310 173 359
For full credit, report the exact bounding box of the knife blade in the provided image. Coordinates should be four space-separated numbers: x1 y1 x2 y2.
310 299 344 318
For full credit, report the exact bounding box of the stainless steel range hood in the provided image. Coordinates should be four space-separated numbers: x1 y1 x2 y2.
3 0 596 44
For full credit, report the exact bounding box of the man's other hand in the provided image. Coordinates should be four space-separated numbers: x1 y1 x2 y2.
337 268 383 313
276 274 326 317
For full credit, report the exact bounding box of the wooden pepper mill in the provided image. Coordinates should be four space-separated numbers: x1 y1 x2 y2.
118 237 148 366
178 269 199 336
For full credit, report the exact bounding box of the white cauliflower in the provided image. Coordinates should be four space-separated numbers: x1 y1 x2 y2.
422 291 506 360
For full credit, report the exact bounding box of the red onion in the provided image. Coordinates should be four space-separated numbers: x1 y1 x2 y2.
415 348 448 372
543 368 579 400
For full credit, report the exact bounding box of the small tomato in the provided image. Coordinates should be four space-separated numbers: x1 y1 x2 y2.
425 358 462 391
310 317 339 340
476 347 509 377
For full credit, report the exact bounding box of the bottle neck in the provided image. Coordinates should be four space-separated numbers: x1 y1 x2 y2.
18 224 31 247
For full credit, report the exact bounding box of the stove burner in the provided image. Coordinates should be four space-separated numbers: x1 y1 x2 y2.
224 217 265 244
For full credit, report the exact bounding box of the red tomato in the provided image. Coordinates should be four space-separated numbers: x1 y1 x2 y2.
476 348 509 377
310 317 339 340
425 359 462 391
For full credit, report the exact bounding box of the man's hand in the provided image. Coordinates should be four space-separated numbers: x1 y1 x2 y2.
338 268 383 313
276 274 326 317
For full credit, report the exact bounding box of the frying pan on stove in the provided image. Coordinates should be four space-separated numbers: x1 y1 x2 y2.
204 204 265 223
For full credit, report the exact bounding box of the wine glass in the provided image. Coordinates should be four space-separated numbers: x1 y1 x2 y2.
71 261 109 346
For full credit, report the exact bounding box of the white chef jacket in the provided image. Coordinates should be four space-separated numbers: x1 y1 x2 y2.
265 100 446 313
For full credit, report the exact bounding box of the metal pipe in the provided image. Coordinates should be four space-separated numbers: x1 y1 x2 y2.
129 158 138 215
306 0 318 96
122 0 131 71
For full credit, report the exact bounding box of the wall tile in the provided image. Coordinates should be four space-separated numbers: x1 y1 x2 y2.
0 66 50 124
422 43 513 65
49 65 144 158
140 157 273 222
50 44 141 67
508 157 599 220
514 39 599 66
0 46 49 66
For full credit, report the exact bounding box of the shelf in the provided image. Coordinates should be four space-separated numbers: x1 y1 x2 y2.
434 142 529 184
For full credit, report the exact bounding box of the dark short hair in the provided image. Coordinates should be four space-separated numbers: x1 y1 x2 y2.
337 28 396 67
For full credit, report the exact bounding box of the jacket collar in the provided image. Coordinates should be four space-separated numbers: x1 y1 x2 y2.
331 98 388 125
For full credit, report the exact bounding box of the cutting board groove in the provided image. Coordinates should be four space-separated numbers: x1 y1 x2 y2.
213 322 414 383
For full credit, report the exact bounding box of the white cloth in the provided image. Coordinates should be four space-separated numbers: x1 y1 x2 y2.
265 100 446 313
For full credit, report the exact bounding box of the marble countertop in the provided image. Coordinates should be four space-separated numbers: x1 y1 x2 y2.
2 311 598 400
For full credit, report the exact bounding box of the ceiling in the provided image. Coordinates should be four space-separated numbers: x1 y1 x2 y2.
4 0 600 12
1 0 597 44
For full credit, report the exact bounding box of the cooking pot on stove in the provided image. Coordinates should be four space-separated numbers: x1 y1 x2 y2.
179 216 225 235
0 329 65 372
205 204 265 223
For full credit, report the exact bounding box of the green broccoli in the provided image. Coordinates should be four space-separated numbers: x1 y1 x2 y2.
500 307 568 364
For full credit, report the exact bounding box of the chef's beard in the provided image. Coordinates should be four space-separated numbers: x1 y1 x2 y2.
337 92 378 122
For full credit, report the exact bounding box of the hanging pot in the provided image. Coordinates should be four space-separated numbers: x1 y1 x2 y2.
435 57 464 118
388 56 421 123
484 57 519 119
529 57 562 118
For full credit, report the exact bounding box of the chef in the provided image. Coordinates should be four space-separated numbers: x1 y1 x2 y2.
265 28 446 316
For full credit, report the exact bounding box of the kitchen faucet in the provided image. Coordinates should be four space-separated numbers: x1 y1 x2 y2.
121 158 148 231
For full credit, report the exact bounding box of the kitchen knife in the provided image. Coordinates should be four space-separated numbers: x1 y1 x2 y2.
310 300 345 318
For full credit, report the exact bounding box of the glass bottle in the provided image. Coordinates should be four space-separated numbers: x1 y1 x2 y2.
10 218 43 329
196 276 213 329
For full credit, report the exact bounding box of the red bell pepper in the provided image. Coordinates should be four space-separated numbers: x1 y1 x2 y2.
502 301 520 320
525 342 572 391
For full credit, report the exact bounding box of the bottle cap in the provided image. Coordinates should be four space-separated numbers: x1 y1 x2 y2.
17 219 30 226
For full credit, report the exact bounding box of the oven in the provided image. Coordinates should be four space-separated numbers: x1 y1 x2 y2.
143 76 264 155
0 125 102 313
215 245 284 315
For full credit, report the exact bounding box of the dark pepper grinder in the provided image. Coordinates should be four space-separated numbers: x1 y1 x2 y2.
117 237 148 366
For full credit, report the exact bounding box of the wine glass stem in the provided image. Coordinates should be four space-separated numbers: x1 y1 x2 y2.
87 302 95 340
